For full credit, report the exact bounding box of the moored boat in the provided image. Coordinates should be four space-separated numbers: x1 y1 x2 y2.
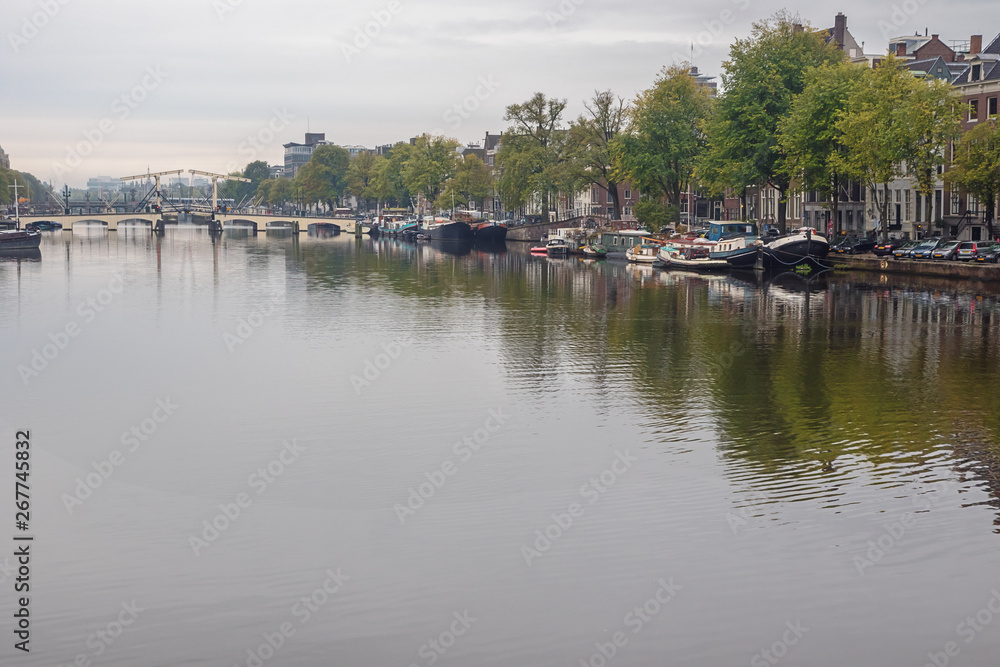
582 244 608 259
0 229 42 250
658 244 729 270
546 237 571 256
765 227 830 266
420 218 473 241
625 243 660 263
471 221 508 243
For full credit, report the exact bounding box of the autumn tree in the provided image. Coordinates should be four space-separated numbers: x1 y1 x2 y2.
702 12 843 232
947 118 1000 238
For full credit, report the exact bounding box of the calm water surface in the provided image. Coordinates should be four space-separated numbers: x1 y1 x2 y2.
1 229 999 666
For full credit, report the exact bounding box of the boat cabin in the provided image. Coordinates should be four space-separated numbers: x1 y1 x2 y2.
601 229 654 249
707 221 757 242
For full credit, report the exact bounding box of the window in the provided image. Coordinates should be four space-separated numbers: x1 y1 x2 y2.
990 97 998 118
952 191 961 215
969 194 978 213
970 100 979 122
623 207 631 217
905 190 910 221
972 64 982 82
591 186 599 203
895 189 901 203
624 189 631 200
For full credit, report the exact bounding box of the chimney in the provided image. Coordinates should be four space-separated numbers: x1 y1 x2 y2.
971 35 982 55
895 42 907 57
834 13 847 50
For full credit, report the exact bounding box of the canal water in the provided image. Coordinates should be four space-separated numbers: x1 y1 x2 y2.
2 230 999 666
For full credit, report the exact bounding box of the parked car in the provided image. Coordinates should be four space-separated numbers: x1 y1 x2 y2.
931 241 961 260
892 240 921 260
909 238 945 260
956 240 995 261
834 236 877 254
873 238 905 257
975 243 1000 264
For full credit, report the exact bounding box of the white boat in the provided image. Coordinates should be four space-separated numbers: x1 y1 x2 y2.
626 243 660 263
658 244 728 270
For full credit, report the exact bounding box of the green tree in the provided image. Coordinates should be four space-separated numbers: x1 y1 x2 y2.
702 12 843 232
402 135 459 213
346 151 381 211
497 93 568 221
778 60 865 236
613 66 713 223
946 118 1000 238
377 142 414 208
438 153 494 211
834 55 958 241
567 90 629 219
293 145 352 211
904 77 961 233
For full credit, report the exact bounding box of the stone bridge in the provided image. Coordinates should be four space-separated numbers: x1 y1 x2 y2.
14 212 352 233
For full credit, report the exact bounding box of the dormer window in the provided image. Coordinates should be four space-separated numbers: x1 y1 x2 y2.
972 64 981 81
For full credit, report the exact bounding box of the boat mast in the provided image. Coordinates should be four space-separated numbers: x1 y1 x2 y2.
8 180 21 230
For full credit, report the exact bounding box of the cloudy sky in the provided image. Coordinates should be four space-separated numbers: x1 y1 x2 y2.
2 0 993 187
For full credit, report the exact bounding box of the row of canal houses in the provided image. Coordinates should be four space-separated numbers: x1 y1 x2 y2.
495 13 999 242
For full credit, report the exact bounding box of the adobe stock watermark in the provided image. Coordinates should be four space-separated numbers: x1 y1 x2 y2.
852 480 951 576
394 408 508 524
54 600 145 667
407 610 477 667
668 0 751 66
223 291 283 352
8 0 72 54
545 0 586 29
188 439 306 556
726 489 774 534
232 567 350 667
225 108 295 174
61 398 179 514
350 340 413 395
878 0 931 41
213 0 244 21
427 76 502 136
750 620 810 667
51 66 167 179
520 449 638 566
921 587 1000 667
340 1 403 63
17 272 134 386
576 578 682 667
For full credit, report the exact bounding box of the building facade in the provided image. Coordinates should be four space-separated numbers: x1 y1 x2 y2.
0 145 9 170
283 132 329 178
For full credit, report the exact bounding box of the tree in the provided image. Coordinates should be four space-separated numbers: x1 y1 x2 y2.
702 12 844 232
497 93 568 221
438 153 494 211
778 60 865 236
613 66 713 224
346 151 381 211
904 77 961 234
293 145 351 211
567 90 629 219
402 135 459 213
947 118 1000 238
377 142 414 208
834 55 959 241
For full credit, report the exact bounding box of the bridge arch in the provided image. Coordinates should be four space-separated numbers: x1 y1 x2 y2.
227 219 258 233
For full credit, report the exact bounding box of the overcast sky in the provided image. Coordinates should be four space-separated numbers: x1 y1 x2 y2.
2 0 994 187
